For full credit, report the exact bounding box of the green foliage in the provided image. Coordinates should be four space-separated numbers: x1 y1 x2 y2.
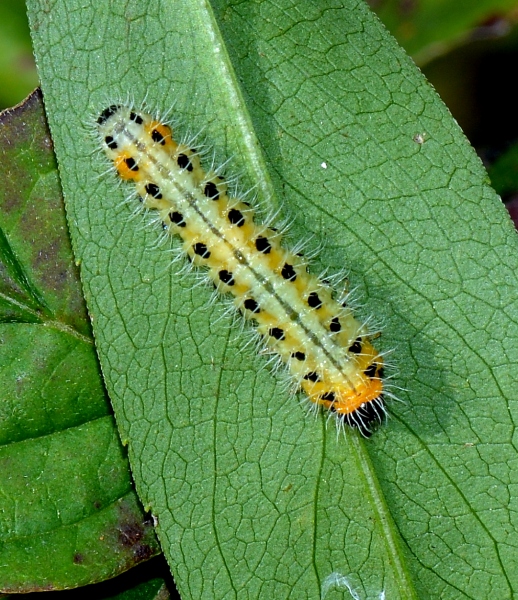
13 0 518 598
488 142 518 197
0 0 38 109
0 90 160 592
372 0 518 64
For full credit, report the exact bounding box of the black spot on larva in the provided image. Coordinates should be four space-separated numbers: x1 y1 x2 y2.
129 111 143 125
125 157 138 172
255 236 271 254
303 371 320 382
151 129 165 145
269 327 285 340
364 364 377 378
244 298 260 313
219 270 235 285
204 181 220 200
105 135 118 150
307 292 322 309
145 183 162 199
97 105 120 124
348 338 362 354
170 211 186 227
281 263 297 282
228 209 245 227
292 351 306 361
177 154 193 171
320 392 336 402
193 243 211 259
330 317 341 332
377 367 385 379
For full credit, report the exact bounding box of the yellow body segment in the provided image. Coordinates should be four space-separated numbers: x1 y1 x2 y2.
97 105 385 436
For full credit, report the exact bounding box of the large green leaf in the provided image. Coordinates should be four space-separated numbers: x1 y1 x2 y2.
26 0 518 599
0 90 160 592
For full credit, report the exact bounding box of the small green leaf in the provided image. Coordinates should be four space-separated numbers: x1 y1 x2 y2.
26 1 518 599
0 90 160 592
10 557 175 600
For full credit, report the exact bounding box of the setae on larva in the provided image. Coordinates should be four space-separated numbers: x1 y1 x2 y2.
97 104 386 437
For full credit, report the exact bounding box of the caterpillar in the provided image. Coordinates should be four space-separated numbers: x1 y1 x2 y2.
96 105 386 437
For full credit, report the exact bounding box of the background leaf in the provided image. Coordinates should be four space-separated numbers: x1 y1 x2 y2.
26 0 518 599
0 0 38 109
488 141 518 197
371 0 518 65
0 90 160 592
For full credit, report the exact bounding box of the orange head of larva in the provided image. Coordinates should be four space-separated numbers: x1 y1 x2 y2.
305 341 385 436
331 365 384 415
332 349 385 436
